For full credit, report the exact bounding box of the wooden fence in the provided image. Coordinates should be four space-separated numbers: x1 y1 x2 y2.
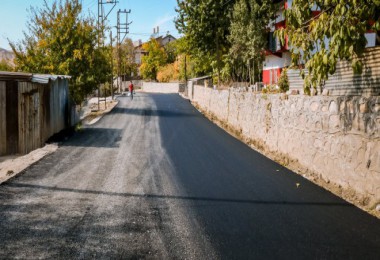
0 72 76 156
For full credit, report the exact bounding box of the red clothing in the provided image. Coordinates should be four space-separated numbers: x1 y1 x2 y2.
129 83 134 91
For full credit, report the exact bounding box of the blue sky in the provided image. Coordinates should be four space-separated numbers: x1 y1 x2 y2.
0 0 181 50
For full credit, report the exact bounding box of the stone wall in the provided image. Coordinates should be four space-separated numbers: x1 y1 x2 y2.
142 82 181 93
191 85 380 212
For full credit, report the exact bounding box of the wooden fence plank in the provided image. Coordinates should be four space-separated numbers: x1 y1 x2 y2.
6 81 19 155
0 81 6 155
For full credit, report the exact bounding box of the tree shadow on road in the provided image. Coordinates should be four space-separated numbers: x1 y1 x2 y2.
59 128 123 148
151 93 380 259
2 182 354 207
111 107 197 118
0 182 162 259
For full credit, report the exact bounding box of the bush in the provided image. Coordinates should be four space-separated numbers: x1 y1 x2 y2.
0 60 14 71
157 60 180 82
262 84 280 94
278 68 289 93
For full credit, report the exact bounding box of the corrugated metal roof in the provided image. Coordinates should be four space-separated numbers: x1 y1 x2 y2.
0 71 71 84
189 75 212 82
0 71 32 81
32 74 71 84
288 69 307 92
288 46 380 96
324 47 380 95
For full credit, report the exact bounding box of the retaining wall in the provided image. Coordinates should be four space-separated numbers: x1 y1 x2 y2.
191 85 380 211
142 82 181 93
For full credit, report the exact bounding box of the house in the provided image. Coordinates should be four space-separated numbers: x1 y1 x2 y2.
263 0 379 86
133 39 146 65
134 34 176 67
155 34 176 47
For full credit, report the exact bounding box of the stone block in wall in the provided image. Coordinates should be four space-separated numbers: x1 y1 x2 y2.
329 115 340 132
360 103 369 113
286 89 300 95
367 141 380 172
374 96 380 111
329 101 339 114
310 100 320 112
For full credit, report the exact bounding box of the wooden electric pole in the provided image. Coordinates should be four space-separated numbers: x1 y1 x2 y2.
116 9 132 93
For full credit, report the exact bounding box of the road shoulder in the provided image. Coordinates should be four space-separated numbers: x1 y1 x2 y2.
0 97 119 185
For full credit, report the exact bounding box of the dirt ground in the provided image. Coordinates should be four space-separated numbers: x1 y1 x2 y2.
0 97 119 185
81 97 119 125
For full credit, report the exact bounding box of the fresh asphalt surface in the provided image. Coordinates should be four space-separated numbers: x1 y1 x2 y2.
0 92 379 259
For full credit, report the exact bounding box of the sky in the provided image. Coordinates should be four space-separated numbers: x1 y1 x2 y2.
0 0 181 50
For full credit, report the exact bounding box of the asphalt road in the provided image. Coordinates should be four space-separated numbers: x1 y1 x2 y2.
0 92 379 259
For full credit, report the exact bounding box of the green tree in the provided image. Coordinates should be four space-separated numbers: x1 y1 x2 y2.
175 0 234 83
276 0 380 91
115 38 138 79
278 68 289 92
0 60 14 71
140 38 167 80
164 40 178 64
228 0 276 84
10 0 111 103
163 37 196 81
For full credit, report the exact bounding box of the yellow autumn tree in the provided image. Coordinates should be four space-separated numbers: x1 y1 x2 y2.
157 60 180 82
140 38 167 81
10 0 111 103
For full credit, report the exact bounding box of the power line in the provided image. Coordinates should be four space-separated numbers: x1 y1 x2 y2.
117 9 132 43
116 8 132 92
82 0 97 9
129 32 152 36
97 0 118 109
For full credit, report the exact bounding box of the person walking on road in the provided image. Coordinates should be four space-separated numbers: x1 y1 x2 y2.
129 81 134 100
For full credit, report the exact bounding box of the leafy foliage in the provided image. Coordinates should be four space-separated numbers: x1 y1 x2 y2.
175 0 277 85
157 61 180 82
0 60 14 71
276 0 380 90
140 38 167 80
115 38 138 78
175 0 234 83
228 0 276 84
278 68 289 92
10 0 111 103
173 36 211 79
164 40 179 64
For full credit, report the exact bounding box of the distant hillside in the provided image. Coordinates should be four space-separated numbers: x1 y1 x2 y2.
0 48 15 63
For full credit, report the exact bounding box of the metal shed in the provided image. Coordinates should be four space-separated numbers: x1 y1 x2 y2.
0 71 76 156
288 46 380 95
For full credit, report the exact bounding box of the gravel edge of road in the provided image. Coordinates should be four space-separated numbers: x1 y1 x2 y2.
0 144 58 184
0 99 120 185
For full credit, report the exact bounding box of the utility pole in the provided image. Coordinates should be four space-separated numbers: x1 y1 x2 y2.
116 9 132 93
110 30 114 100
97 0 118 110
184 55 187 82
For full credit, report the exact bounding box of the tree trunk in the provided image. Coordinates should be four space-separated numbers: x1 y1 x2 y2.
216 36 221 87
184 55 187 82
248 60 251 85
252 59 255 84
